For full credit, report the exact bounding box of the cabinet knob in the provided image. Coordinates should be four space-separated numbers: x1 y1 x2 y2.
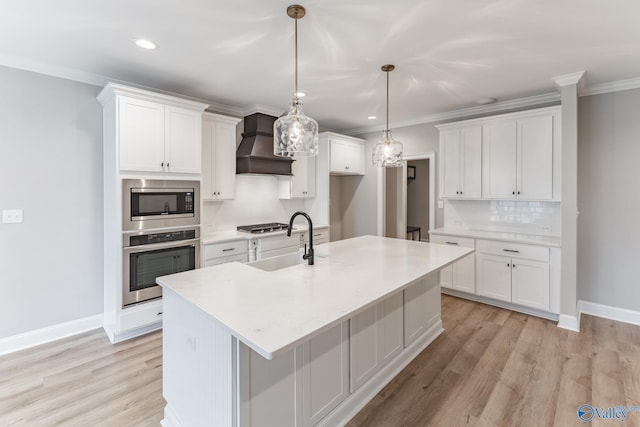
512 264 516 268
512 191 515 195
167 163 170 168
161 162 164 167
507 263 510 267
517 191 521 195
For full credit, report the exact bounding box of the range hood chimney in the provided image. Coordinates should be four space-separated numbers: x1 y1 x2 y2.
236 113 293 175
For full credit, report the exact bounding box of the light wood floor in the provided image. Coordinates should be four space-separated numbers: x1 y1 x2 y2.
1 295 639 426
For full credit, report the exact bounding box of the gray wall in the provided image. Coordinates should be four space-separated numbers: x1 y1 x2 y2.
0 66 103 338
578 89 640 311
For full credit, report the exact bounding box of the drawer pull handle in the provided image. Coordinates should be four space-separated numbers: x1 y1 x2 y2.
445 242 459 245
314 233 322 237
157 312 163 316
222 248 235 252
503 249 520 253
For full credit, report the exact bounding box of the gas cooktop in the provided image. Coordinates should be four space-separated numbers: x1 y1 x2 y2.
237 222 289 234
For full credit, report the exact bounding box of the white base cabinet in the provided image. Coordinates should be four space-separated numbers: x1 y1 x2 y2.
202 239 248 267
429 235 475 293
162 273 442 427
476 239 551 311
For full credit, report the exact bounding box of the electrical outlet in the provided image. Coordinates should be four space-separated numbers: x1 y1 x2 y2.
2 209 23 224
453 219 462 226
438 200 444 209
542 225 552 232
186 334 197 352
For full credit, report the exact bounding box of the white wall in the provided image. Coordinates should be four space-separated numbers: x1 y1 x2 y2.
0 66 103 339
201 174 307 231
578 89 640 311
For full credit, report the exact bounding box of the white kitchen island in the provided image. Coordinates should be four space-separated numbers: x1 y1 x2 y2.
157 235 473 427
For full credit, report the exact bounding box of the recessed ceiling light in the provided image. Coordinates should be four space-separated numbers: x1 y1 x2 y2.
295 91 306 98
135 39 158 50
368 116 376 120
476 97 497 105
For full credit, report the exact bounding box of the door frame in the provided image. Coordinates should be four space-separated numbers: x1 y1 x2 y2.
377 152 436 240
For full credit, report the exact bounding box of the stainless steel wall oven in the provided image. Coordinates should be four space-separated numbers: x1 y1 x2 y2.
122 227 200 307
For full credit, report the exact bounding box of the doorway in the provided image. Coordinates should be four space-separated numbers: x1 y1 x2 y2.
377 153 435 241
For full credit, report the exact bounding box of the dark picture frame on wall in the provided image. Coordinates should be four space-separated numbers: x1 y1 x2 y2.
407 165 416 180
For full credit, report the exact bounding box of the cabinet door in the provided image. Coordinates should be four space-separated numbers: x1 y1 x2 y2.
288 157 316 198
345 141 364 175
377 291 403 367
302 322 349 427
440 129 461 198
453 253 476 293
329 139 348 172
201 118 215 199
213 121 237 199
476 253 511 302
482 121 517 199
511 259 550 310
517 115 553 200
165 106 201 174
118 96 164 172
460 126 482 198
349 305 378 392
439 264 454 289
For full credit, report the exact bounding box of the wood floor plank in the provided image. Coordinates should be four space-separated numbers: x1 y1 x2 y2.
1 295 639 427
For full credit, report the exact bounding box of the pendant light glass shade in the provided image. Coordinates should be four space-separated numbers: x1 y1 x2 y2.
274 5 318 158
373 64 403 167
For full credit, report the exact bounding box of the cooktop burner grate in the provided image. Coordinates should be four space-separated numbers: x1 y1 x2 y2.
237 222 290 233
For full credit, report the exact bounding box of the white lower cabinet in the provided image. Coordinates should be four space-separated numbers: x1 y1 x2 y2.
476 239 550 311
202 239 248 267
429 235 475 293
256 233 302 259
238 322 349 427
349 292 403 392
404 274 440 347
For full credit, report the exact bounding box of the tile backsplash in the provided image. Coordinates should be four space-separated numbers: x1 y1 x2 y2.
443 200 561 236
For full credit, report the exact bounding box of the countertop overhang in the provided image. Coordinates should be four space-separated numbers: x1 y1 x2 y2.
157 235 473 360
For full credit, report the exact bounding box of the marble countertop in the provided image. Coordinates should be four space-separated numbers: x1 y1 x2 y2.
157 235 473 360
201 224 328 245
429 227 561 247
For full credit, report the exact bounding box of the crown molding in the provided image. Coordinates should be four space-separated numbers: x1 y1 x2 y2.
242 104 285 118
581 76 640 96
342 92 560 136
552 70 586 95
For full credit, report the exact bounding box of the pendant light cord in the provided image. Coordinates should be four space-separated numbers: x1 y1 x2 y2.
294 16 298 98
385 69 389 133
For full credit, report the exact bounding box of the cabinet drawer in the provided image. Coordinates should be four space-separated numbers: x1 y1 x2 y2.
203 240 248 260
258 233 301 252
203 253 247 267
476 239 549 262
308 228 329 244
430 235 475 248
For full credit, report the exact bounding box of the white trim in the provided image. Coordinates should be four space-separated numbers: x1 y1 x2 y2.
552 70 586 91
581 76 640 96
557 313 580 332
0 314 103 356
342 92 560 135
404 152 437 234
241 103 285 118
578 300 640 327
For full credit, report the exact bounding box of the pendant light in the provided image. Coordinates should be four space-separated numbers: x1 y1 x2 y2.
373 64 403 167
274 5 319 158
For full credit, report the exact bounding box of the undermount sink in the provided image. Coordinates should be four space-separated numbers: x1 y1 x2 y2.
247 252 308 272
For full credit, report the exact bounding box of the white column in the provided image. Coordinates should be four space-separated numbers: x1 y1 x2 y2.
552 70 585 332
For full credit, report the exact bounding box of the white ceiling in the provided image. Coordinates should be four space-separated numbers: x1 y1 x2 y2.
2 0 640 132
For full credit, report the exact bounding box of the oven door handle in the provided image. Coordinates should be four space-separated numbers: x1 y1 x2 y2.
123 238 200 253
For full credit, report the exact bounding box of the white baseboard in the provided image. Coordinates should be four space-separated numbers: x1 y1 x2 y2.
578 300 640 327
557 313 580 332
0 314 103 356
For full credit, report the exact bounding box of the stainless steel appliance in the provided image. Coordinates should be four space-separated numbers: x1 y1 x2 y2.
123 179 200 231
122 227 200 307
237 222 290 233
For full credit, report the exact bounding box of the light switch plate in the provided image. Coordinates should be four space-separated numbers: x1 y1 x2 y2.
438 200 444 209
2 209 23 224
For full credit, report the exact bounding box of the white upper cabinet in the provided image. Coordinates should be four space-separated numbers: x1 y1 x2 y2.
438 106 561 202
323 134 365 175
483 111 556 200
98 83 208 175
202 112 241 200
279 156 316 199
439 125 482 199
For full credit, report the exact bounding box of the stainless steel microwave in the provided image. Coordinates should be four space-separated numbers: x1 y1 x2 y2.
122 179 200 231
